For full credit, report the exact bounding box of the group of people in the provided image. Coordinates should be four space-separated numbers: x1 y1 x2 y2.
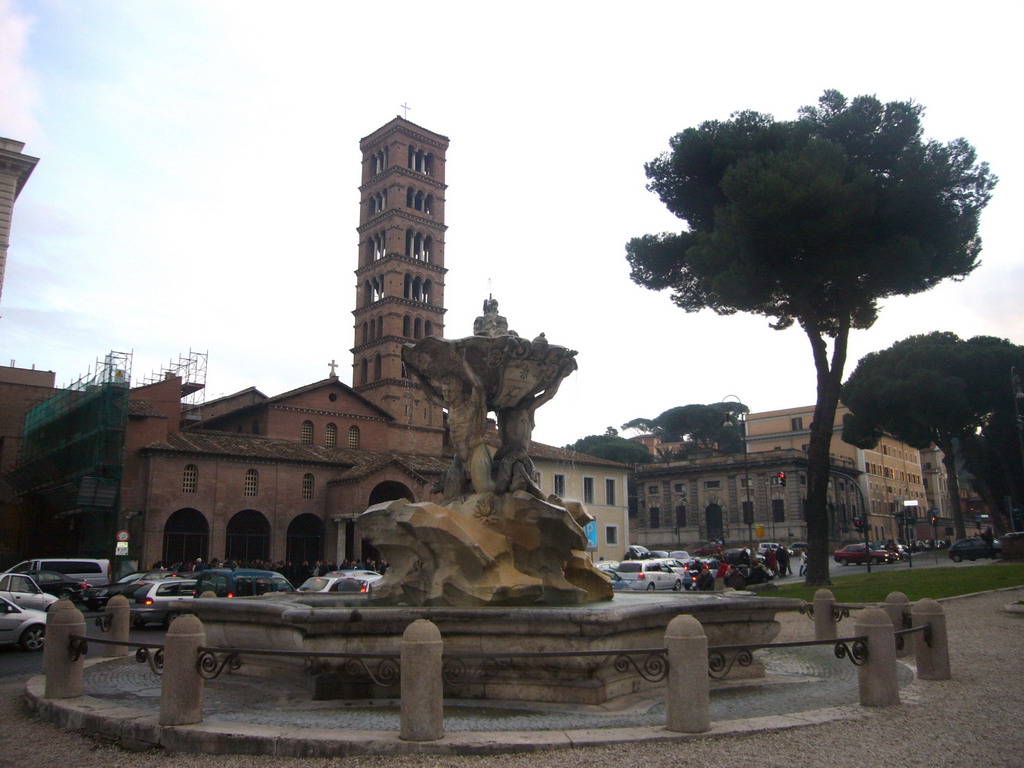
151 557 389 589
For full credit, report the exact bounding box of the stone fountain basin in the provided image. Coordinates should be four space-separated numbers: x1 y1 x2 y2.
189 591 802 705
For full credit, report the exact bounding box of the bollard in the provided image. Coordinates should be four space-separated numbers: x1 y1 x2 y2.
855 608 899 707
911 598 951 680
665 615 711 733
43 603 85 699
400 619 444 742
103 595 132 657
883 592 912 658
159 614 206 726
813 588 838 641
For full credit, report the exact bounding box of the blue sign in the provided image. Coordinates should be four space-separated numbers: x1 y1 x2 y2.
584 520 598 549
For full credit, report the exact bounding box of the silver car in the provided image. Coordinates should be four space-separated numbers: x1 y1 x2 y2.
0 596 46 651
131 578 197 628
0 572 59 612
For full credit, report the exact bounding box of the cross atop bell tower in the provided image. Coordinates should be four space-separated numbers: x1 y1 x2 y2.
352 117 449 441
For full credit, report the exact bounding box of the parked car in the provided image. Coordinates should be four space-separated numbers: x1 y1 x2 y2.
298 574 371 593
948 536 999 562
723 548 754 566
4 558 112 587
82 569 188 611
833 543 898 566
606 570 631 592
193 568 296 598
596 561 620 572
327 569 383 586
131 578 198 628
614 560 682 591
0 596 46 651
668 550 692 561
12 570 89 602
624 545 652 560
788 541 809 556
0 572 59 612
694 542 725 557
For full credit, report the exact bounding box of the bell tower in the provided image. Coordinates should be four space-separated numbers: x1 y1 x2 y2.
352 117 448 438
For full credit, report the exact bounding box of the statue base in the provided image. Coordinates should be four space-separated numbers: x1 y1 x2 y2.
360 493 613 606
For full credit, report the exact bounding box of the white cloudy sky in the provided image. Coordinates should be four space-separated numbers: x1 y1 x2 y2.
1 0 1021 448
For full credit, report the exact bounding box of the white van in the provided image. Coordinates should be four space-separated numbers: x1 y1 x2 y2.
5 558 112 587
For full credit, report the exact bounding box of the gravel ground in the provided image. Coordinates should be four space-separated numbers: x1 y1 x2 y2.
0 587 1021 768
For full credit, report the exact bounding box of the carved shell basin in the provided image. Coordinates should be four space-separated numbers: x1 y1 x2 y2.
403 334 578 410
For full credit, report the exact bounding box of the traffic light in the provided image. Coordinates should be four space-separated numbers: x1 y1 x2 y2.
930 515 938 525
852 517 863 531
777 471 787 487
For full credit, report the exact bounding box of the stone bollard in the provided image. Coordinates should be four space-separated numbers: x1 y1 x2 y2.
400 619 444 742
43 603 85 699
103 595 132 657
159 614 206 726
665 615 710 733
813 588 838 641
883 592 912 658
855 608 899 707
713 577 725 592
911 598 951 680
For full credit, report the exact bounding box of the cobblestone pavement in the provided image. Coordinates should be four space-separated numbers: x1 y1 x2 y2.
0 587 1021 767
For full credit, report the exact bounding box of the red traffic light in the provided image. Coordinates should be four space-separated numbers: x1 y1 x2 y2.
776 471 787 487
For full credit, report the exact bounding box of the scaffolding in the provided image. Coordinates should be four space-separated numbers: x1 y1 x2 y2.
139 349 208 425
9 351 132 495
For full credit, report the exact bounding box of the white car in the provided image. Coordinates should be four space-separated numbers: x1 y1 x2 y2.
131 578 197 628
596 561 620 572
298 574 372 593
0 596 46 651
650 558 690 577
326 570 383 586
614 560 682 591
0 572 59 612
668 550 692 561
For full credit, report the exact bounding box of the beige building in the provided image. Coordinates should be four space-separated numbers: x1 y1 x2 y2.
747 405 931 543
0 137 38 307
532 450 631 563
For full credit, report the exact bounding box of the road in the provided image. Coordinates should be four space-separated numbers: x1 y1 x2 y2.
0 611 165 680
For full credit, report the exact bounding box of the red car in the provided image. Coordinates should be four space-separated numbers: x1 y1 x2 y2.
694 542 725 557
833 543 898 566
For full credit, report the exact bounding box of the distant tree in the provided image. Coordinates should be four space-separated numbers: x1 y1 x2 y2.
842 332 1024 540
622 401 748 454
565 434 653 465
627 90 996 585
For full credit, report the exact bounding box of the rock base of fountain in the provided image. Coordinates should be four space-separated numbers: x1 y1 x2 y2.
361 493 612 606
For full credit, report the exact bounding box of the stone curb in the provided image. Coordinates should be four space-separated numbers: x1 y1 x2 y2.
22 671 874 757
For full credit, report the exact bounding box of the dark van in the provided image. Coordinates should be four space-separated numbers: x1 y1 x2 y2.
193 568 295 598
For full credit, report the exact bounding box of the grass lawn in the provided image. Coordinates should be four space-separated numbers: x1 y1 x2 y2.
769 562 1024 604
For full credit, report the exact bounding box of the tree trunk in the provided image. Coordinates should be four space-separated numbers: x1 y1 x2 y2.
802 322 849 586
936 436 968 541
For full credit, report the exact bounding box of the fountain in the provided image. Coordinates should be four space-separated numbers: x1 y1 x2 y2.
191 300 801 704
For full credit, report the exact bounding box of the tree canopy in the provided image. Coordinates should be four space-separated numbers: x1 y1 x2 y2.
626 90 995 585
621 401 748 455
842 332 1024 538
564 434 653 465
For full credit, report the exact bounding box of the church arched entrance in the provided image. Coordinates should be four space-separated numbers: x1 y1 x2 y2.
225 509 270 564
705 503 724 542
162 508 209 566
368 481 414 506
287 513 324 564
